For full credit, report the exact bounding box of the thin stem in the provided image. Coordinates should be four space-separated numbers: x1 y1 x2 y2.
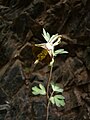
46 100 50 120
46 90 54 120
46 65 53 99
46 64 53 120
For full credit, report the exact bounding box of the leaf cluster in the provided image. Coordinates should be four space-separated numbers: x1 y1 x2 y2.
50 82 65 107
32 82 65 107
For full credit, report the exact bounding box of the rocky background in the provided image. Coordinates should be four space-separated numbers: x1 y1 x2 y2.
0 0 90 120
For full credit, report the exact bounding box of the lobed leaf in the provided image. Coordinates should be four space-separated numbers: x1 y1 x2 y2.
55 95 65 100
49 96 55 104
32 84 46 95
54 49 68 56
51 82 63 93
50 95 65 107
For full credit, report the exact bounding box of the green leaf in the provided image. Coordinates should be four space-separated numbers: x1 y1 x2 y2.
55 98 65 107
39 84 46 92
49 96 55 104
32 86 41 95
32 91 39 95
32 84 46 95
54 49 68 56
59 99 65 106
50 95 65 107
51 82 63 93
54 96 61 107
55 95 65 100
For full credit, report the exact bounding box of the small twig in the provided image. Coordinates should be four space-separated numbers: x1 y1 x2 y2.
46 64 53 120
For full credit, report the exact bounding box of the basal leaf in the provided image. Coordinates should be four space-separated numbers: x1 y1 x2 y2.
54 95 65 107
51 82 56 91
32 86 41 95
32 84 46 95
39 84 46 95
54 96 61 107
40 90 46 95
32 91 39 95
32 86 41 92
49 94 65 107
55 95 65 100
49 96 55 104
58 99 65 106
51 82 63 93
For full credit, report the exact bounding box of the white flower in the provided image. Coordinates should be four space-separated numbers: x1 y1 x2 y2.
34 28 68 65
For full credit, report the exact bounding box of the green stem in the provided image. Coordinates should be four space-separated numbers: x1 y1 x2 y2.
46 90 54 120
46 100 50 120
46 65 53 99
46 64 53 120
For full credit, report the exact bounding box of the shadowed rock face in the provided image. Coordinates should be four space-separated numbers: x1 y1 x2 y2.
0 60 25 97
0 0 90 120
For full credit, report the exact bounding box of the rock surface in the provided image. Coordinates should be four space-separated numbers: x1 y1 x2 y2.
0 0 90 120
